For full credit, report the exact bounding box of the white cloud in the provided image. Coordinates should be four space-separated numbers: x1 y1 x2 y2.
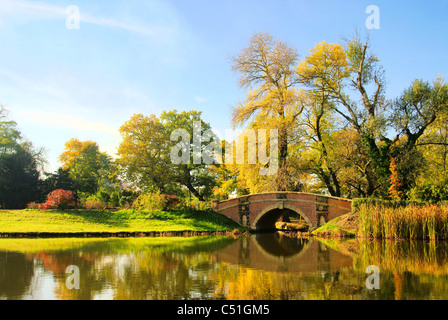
0 0 181 43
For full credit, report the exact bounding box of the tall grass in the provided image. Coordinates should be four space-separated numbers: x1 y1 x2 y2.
358 203 448 240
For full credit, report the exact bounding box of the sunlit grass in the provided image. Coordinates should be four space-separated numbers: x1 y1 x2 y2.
0 209 244 234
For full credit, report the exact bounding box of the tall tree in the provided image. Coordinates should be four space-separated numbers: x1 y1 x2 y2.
231 32 306 191
0 107 41 208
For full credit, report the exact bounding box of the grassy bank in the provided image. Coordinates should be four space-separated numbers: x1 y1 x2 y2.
312 213 359 238
0 208 246 236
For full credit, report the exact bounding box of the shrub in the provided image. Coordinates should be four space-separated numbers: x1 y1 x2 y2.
120 190 139 208
407 182 448 203
84 200 107 210
133 192 182 211
180 197 211 211
27 202 40 209
160 194 181 210
133 191 165 211
41 189 75 210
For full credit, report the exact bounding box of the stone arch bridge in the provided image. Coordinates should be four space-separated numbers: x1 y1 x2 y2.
212 192 352 232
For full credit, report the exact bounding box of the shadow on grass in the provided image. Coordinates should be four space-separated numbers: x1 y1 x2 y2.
56 209 131 228
54 209 245 232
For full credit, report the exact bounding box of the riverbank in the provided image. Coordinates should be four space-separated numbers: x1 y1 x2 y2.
312 213 359 238
0 208 248 238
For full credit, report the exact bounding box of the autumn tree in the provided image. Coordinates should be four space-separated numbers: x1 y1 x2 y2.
59 138 112 195
294 87 344 197
117 114 170 192
296 35 448 197
389 156 403 200
231 32 307 191
210 146 245 199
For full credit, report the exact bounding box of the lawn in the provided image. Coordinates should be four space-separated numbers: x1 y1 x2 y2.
0 208 245 235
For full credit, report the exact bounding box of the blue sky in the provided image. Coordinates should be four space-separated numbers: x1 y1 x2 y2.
0 0 447 172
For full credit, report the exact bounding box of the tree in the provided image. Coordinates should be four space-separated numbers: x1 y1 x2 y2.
0 107 41 208
295 35 448 197
389 78 448 192
117 110 218 201
231 32 306 191
389 156 403 200
117 113 170 192
39 168 75 202
294 88 344 197
59 138 111 195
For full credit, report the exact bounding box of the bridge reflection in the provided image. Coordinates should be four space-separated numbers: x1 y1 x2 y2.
214 234 353 273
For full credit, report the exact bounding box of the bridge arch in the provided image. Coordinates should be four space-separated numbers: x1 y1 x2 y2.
252 203 313 232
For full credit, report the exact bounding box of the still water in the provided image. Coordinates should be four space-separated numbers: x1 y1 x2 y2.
1 233 448 300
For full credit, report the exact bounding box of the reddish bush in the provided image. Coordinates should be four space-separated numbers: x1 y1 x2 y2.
41 189 75 210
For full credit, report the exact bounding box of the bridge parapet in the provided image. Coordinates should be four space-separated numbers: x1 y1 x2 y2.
212 192 352 231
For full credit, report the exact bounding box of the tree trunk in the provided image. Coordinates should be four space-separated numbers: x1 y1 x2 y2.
277 125 288 191
183 173 204 202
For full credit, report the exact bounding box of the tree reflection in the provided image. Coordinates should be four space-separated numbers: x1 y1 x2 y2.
2 236 448 300
0 252 34 299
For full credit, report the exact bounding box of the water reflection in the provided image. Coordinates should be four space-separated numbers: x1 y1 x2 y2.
0 235 448 299
215 233 353 273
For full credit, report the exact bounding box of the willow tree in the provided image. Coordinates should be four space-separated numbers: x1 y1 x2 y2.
297 35 448 196
231 32 306 191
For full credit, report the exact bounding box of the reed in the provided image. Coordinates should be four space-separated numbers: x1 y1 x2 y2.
358 203 448 240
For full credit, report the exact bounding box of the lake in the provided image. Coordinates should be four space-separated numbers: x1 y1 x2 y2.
1 233 448 300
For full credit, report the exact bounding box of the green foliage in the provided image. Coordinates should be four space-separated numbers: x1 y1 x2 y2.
0 109 41 208
132 191 167 212
117 110 218 202
407 182 448 203
132 191 183 212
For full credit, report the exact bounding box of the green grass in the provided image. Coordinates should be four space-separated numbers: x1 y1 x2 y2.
0 208 245 234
